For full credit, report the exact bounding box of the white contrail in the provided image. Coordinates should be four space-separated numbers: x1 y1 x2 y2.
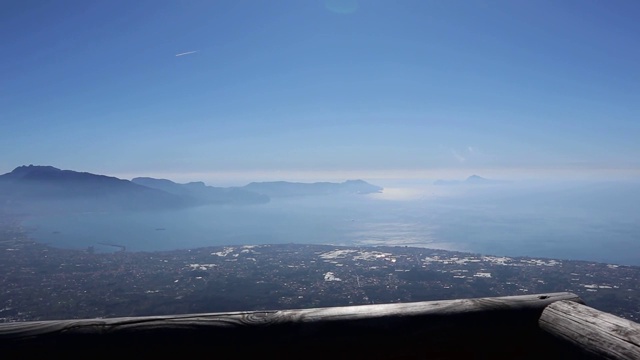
452 149 466 163
175 50 199 57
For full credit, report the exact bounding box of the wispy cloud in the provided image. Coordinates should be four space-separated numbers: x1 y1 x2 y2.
175 50 199 57
452 149 466 163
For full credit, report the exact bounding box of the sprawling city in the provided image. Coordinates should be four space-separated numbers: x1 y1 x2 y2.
2 216 638 323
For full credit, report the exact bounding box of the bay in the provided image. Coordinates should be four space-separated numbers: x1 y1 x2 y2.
22 182 640 266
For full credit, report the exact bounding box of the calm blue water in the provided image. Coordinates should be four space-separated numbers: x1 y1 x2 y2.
23 183 640 265
23 196 371 251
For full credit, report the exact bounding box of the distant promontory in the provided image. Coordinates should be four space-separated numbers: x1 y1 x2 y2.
0 165 383 214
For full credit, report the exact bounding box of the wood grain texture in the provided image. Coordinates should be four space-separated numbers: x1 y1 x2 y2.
0 292 584 359
540 300 640 360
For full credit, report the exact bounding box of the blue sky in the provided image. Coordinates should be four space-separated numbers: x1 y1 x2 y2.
1 0 639 184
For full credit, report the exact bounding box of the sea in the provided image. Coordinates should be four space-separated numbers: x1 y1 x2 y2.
22 181 640 266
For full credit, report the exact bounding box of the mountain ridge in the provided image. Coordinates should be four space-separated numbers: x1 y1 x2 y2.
0 165 190 212
132 177 269 205
0 165 383 214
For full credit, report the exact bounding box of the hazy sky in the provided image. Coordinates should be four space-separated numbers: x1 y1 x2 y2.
2 1 639 183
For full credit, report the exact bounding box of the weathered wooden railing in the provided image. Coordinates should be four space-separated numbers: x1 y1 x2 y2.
0 292 638 359
540 300 640 360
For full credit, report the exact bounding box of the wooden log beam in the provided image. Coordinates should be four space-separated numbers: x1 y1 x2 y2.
540 300 640 360
1 292 582 359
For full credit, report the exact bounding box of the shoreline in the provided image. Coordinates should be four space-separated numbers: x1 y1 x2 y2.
2 210 639 267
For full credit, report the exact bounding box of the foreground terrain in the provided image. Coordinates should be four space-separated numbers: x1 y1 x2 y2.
1 216 638 322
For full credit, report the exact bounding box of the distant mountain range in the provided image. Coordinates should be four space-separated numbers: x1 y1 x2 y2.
131 177 269 205
0 165 190 212
434 175 506 186
0 165 382 214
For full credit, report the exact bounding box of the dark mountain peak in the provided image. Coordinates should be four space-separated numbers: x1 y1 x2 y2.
4 165 125 184
13 164 61 172
20 167 129 186
2 166 162 191
0 165 191 212
7 165 62 178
